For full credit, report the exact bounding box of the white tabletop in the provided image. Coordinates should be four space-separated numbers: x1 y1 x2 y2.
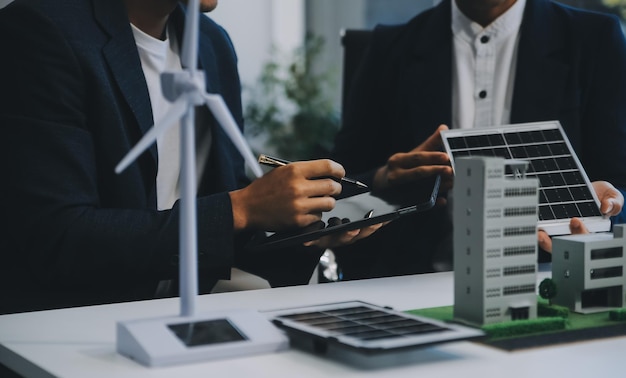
1 270 624 377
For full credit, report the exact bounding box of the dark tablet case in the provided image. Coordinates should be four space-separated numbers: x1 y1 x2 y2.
249 175 441 251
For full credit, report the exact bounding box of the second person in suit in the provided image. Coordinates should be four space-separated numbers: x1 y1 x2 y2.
330 0 626 280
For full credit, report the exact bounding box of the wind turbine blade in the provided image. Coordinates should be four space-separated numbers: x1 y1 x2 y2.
203 93 264 178
115 97 188 174
181 0 199 70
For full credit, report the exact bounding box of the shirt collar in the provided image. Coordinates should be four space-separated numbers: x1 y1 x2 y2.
452 0 526 43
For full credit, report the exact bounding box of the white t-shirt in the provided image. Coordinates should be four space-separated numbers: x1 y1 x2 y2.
132 23 212 210
451 0 526 129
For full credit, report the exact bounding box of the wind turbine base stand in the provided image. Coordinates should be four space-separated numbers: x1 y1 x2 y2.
117 308 289 367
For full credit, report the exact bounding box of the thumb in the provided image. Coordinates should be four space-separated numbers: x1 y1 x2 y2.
537 229 552 253
601 197 616 215
569 217 589 235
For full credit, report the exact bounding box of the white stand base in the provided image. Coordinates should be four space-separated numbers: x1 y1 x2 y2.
116 309 288 367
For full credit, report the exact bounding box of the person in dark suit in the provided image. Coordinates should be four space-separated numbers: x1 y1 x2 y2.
0 0 380 314
331 0 625 280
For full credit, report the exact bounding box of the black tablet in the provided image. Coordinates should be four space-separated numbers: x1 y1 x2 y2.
249 175 441 251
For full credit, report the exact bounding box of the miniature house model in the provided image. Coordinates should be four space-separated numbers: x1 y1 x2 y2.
453 157 539 325
551 224 626 314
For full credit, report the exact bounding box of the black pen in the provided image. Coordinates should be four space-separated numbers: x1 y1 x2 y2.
258 154 368 189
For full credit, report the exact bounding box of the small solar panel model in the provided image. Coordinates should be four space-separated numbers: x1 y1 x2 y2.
441 121 610 236
267 301 484 367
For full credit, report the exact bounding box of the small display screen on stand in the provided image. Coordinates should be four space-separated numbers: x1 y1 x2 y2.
168 319 247 347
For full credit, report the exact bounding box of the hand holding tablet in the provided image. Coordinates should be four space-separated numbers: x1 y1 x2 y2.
248 170 441 251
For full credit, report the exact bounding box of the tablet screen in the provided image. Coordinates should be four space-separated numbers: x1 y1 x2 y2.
250 175 441 251
324 174 440 223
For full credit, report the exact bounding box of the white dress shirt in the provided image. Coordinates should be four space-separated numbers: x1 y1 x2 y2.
451 0 526 129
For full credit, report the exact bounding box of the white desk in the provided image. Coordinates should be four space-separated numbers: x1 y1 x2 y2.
1 270 624 377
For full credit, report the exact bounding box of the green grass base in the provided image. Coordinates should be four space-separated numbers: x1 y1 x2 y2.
408 302 626 347
610 308 626 321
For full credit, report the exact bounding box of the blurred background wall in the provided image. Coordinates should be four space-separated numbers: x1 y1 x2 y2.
211 0 437 118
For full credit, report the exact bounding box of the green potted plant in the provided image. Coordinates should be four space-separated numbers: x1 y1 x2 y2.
244 34 339 161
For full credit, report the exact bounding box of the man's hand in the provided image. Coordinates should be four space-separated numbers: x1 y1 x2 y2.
592 181 624 217
373 124 453 202
230 159 345 232
538 217 588 253
538 180 624 252
303 221 385 250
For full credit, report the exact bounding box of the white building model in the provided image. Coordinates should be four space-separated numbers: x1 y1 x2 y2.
453 157 539 325
551 225 626 314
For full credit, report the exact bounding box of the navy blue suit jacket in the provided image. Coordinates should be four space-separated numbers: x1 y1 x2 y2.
0 0 321 314
331 0 626 279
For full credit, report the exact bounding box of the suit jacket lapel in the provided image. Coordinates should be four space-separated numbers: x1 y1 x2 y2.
511 0 569 123
197 27 235 191
171 6 238 193
404 0 453 141
170 5 216 94
93 0 157 164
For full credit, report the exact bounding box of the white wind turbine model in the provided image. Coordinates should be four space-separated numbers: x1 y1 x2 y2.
115 0 288 367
